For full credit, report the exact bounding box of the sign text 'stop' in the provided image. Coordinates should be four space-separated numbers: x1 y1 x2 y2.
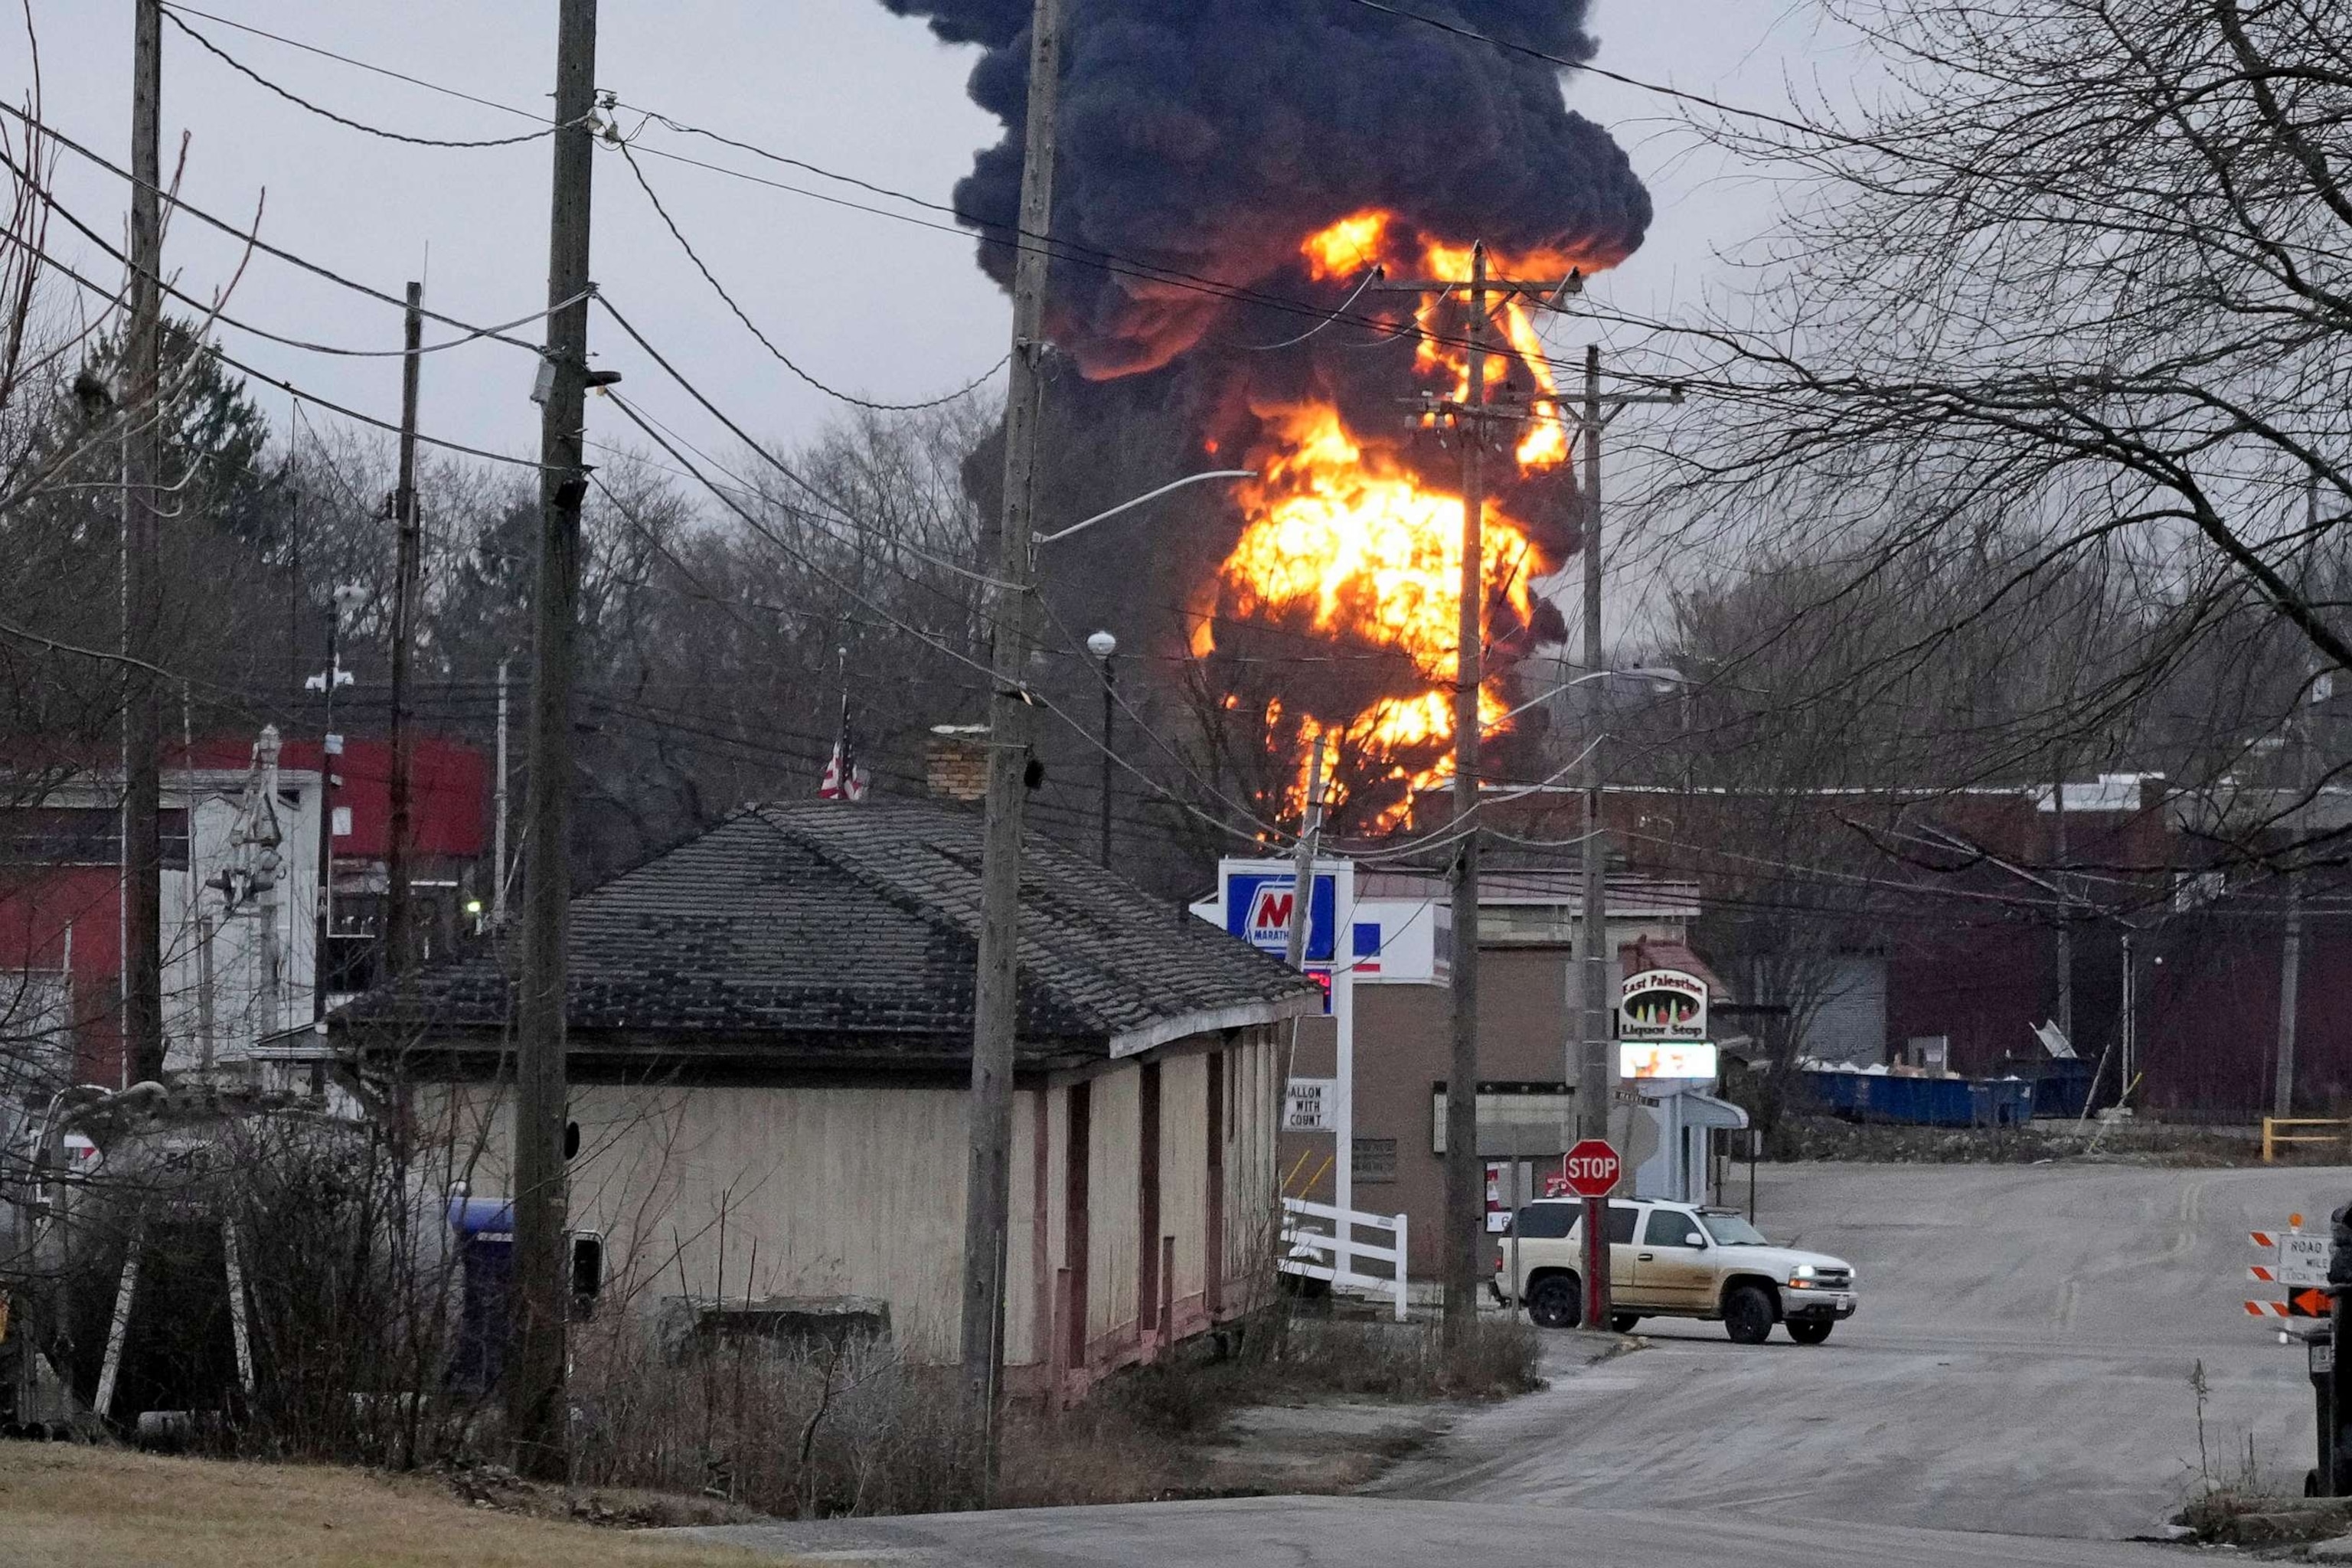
1560 1138 1622 1197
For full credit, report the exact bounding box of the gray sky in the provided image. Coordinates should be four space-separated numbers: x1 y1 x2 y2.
18 2 1854 471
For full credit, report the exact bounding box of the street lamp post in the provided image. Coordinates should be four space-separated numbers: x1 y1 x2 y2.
1087 630 1118 866
305 584 364 1024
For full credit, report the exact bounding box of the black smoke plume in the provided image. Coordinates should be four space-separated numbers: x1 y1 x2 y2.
884 0 1650 376
881 0 1652 832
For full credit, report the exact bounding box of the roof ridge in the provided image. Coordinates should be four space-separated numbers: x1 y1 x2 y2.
743 800 998 952
750 801 1133 1034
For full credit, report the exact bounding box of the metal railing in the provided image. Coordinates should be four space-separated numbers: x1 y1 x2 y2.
1279 1195 1410 1321
2262 1117 2352 1163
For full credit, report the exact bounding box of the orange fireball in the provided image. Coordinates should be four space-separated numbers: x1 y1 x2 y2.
1193 212 1589 830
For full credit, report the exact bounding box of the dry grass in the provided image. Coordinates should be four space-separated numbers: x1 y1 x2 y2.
0 1443 777 1568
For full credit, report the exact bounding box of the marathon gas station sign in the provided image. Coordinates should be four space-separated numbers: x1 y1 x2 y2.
1194 859 1447 995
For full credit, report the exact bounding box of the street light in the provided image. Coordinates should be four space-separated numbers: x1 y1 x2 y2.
1034 470 1257 545
1493 664 1691 730
308 584 366 1027
1086 631 1119 866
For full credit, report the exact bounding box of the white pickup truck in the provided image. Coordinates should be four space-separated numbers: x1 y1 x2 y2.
1491 1197 1859 1344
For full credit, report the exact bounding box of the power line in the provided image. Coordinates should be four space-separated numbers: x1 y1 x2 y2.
109 13 1612 383
159 2 550 126
0 153 587 361
594 388 1280 849
0 209 549 469
162 11 566 149
614 137 1010 414
0 100 554 349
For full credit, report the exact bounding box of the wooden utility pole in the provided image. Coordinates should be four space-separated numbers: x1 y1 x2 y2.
493 655 510 928
961 0 1064 1486
2278 476 2322 1120
1575 345 1609 1331
384 282 424 984
1282 734 1328 971
1570 347 1682 1331
511 0 598 1483
2053 758 2072 1047
122 0 165 1083
1371 251 1580 1337
1440 243 1491 1343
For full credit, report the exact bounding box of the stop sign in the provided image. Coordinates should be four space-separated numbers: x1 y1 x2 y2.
1560 1138 1622 1197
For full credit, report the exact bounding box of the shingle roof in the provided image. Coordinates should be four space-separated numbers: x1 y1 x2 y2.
335 800 1319 1069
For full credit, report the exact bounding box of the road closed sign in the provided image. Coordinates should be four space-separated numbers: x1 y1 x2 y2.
1560 1138 1622 1197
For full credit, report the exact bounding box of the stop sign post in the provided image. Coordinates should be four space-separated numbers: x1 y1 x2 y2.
1563 1138 1620 1329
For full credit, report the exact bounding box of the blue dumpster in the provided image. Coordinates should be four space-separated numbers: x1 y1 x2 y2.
1803 1069 2035 1127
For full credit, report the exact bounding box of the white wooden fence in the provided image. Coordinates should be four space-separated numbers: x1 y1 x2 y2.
1279 1195 1410 1321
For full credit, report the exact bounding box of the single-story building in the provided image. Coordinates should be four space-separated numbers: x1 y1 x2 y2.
327 800 1319 1403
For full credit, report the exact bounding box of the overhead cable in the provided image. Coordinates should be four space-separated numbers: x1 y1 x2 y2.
0 100 552 350
163 11 567 149
0 166 587 361
614 139 1009 414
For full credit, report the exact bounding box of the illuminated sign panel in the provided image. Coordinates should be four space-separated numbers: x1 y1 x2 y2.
1619 1041 1720 1081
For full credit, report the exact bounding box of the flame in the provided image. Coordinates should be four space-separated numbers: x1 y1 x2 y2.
1195 210 1602 831
1207 402 1538 829
1303 211 1392 280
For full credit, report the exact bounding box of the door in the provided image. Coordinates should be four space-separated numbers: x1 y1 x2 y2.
1589 1204 1646 1316
1633 1206 1717 1311
1065 1082 1092 1371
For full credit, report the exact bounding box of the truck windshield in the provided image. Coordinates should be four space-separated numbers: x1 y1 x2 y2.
1701 1213 1771 1247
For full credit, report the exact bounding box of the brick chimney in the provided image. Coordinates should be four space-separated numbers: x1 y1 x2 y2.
926 724 989 802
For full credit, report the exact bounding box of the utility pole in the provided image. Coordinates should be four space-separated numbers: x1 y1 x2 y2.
1441 243 1491 1344
1575 345 1609 1332
511 0 598 1484
2052 759 2073 1047
1571 345 1683 1331
492 656 511 928
384 283 425 983
962 0 1063 1488
1282 735 1328 971
1371 252 1585 1336
2278 477 2322 1119
122 0 165 1083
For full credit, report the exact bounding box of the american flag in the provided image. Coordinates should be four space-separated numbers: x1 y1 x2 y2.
819 733 867 802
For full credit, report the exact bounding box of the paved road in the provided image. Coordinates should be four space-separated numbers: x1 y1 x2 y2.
688 1160 2344 1564
1379 1160 2340 1539
683 1494 2179 1566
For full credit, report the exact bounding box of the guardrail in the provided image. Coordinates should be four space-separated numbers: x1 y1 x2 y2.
2262 1117 2352 1163
1279 1195 1409 1321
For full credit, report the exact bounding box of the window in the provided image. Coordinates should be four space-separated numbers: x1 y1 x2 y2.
1510 1200 1642 1240
1644 1208 1706 1248
1700 1212 1771 1247
0 806 187 868
1514 1202 1578 1239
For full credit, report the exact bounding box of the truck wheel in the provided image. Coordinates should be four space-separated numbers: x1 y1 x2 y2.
1786 1319 1834 1345
1528 1276 1583 1329
1723 1285 1775 1345
1610 1314 1641 1334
